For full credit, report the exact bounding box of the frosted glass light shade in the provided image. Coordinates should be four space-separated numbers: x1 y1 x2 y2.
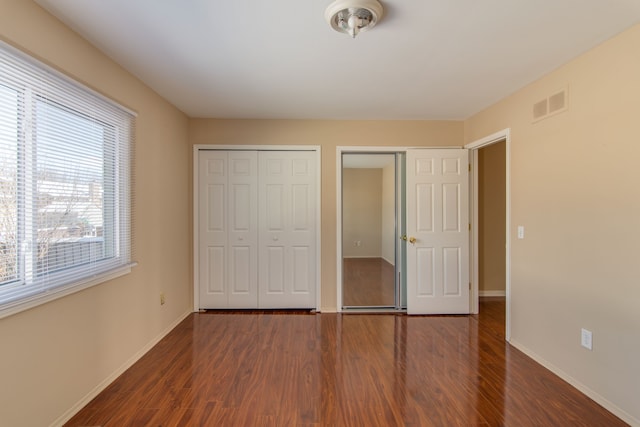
325 0 384 38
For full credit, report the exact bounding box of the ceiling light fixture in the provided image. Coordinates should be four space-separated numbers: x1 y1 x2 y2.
325 0 384 39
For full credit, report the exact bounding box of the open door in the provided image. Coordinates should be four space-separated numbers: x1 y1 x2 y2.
406 149 469 314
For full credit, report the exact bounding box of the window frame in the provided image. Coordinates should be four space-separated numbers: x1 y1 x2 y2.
0 41 136 319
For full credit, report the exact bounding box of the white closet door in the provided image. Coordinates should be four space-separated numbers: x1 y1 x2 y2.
406 148 469 314
258 151 317 308
198 151 258 308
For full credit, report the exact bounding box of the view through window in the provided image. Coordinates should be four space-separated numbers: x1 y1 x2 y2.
0 42 134 315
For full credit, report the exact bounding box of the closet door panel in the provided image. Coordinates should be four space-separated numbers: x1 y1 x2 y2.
265 184 285 231
198 151 228 308
227 152 258 308
198 149 316 310
259 151 316 308
206 247 225 295
198 151 258 309
292 246 310 293
266 246 285 294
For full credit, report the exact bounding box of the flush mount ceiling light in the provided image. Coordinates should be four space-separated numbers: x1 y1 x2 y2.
325 0 384 38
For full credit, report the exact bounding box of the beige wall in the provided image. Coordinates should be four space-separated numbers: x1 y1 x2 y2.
0 1 191 426
190 119 463 310
342 168 382 258
478 141 506 293
8 1 636 424
465 24 640 424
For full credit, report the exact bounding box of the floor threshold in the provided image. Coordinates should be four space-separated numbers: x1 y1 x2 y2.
341 307 406 314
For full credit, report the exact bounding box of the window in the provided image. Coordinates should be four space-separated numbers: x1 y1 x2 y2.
0 41 135 318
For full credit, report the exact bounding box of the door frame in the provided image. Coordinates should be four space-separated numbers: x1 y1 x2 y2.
336 146 409 312
337 146 458 312
193 144 322 312
337 139 510 330
465 128 511 341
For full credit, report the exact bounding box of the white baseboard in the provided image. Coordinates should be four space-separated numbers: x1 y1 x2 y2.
343 255 381 259
51 309 193 427
509 339 639 427
381 256 395 267
342 255 394 267
479 290 506 297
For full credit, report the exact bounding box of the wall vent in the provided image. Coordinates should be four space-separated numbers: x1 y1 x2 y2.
533 87 568 122
533 99 548 120
548 90 566 113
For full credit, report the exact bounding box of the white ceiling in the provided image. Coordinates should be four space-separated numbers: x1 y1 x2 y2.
35 0 640 120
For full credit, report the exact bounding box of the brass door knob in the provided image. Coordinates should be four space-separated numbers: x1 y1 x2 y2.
401 235 417 244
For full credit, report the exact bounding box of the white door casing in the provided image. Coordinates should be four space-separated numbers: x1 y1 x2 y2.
406 148 470 314
465 127 511 339
258 151 317 308
198 151 258 308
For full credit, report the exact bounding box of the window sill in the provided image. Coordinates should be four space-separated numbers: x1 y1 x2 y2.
0 263 137 320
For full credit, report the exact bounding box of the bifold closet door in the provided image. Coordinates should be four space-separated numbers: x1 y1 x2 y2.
198 151 258 308
258 151 317 308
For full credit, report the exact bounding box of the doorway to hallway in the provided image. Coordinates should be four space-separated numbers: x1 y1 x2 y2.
466 128 511 340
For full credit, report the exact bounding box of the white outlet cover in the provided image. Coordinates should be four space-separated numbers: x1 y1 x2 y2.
581 328 593 350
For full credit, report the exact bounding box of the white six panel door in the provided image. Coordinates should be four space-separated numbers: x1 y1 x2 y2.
258 151 317 308
406 149 469 314
198 151 258 308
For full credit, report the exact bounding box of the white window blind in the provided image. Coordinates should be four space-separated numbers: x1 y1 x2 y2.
0 41 135 318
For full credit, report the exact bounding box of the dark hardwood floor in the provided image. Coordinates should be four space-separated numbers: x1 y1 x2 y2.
343 257 395 307
65 299 626 426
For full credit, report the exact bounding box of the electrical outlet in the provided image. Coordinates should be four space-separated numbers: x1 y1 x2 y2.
160 292 166 305
581 328 592 350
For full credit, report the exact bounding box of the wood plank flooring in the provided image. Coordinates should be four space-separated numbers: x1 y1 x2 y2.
343 257 395 307
65 299 626 426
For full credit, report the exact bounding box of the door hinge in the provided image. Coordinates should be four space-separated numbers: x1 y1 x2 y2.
468 163 471 172
468 223 471 231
